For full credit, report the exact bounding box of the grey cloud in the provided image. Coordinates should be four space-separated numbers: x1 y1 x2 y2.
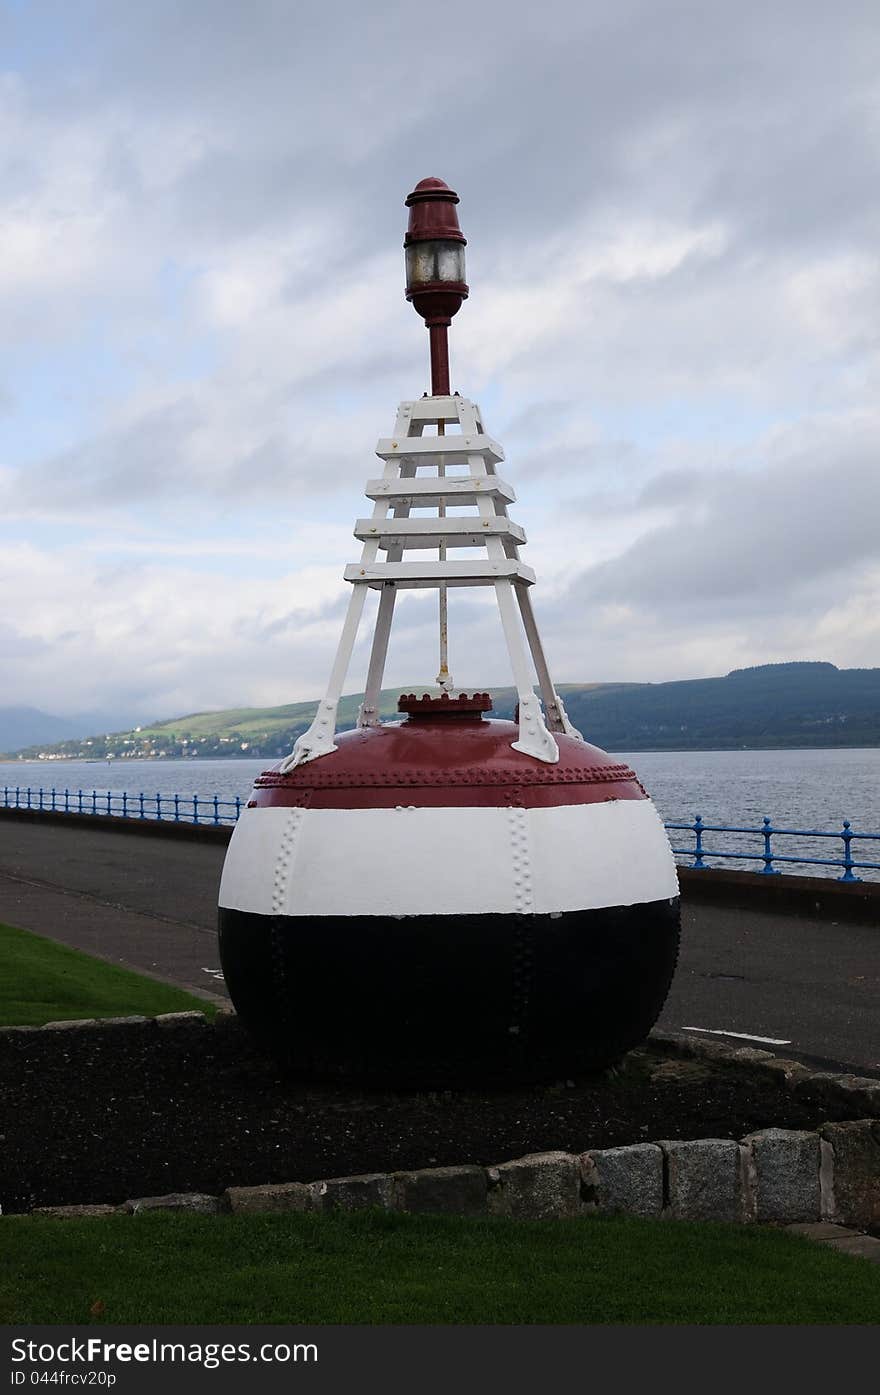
0 623 50 660
232 591 349 644
636 469 700 510
562 417 880 620
17 1 879 264
13 398 202 510
520 437 641 486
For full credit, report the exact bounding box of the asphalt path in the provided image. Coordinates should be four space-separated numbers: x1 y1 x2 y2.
0 820 877 1074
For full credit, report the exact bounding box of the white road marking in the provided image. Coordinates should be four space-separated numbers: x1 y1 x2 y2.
201 967 225 979
682 1027 792 1045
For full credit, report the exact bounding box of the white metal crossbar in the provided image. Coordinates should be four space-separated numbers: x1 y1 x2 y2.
364 476 516 504
279 396 583 769
375 434 504 465
343 560 536 587
354 517 526 549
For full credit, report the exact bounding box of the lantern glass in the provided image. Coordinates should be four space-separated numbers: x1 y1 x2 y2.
406 239 466 288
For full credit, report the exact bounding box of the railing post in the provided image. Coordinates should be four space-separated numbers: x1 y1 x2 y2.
156 793 162 821
27 787 32 810
2 787 6 808
174 794 180 822
64 788 69 814
838 819 861 882
692 814 707 869
91 790 97 816
234 796 241 822
38 788 43 811
139 792 145 820
15 787 21 809
77 789 83 815
213 794 220 826
760 816 780 875
122 791 128 819
106 790 112 817
193 794 200 825
51 788 56 812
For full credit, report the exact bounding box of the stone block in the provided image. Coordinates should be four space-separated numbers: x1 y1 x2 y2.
155 1011 208 1029
753 1057 815 1088
661 1139 746 1222
31 1204 119 1219
581 1144 664 1218
742 1129 821 1223
392 1165 487 1217
824 1234 880 1262
682 1038 739 1064
97 1015 155 1034
820 1120 880 1229
729 1047 776 1065
649 1058 713 1084
41 1019 98 1031
827 1077 880 1116
310 1172 393 1212
820 1138 835 1219
224 1182 313 1214
791 1072 855 1111
486 1152 581 1220
125 1192 222 1215
786 1222 857 1241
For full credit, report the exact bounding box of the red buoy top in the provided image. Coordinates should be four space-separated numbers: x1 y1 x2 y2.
249 720 645 811
404 177 467 246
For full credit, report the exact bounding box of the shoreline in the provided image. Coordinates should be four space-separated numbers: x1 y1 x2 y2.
5 742 880 764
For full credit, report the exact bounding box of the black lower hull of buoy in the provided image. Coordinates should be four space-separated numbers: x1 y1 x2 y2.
218 898 681 1086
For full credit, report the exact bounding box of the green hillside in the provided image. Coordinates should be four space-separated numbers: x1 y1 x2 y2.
7 663 880 760
557 661 880 750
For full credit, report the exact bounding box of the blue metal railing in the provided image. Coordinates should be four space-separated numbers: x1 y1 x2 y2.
2 785 880 881
666 814 880 883
1 786 242 827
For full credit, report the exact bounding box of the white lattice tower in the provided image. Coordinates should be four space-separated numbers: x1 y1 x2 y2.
280 392 582 772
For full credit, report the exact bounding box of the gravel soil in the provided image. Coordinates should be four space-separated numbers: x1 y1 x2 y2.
0 1021 856 1214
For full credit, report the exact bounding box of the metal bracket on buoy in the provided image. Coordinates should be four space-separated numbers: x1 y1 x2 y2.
280 177 583 771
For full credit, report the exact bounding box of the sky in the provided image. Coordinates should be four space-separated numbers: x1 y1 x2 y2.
2 0 879 725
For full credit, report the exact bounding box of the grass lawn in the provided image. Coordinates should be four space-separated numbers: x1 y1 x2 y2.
2 1210 879 1324
0 920 216 1025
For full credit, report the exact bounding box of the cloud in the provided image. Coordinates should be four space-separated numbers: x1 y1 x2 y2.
568 410 880 614
2 0 879 716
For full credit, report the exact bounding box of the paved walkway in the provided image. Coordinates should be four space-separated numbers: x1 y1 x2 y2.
0 819 877 1071
0 820 227 1004
787 1223 880 1264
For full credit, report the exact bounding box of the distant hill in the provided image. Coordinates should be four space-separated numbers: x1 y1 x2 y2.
7 663 880 760
0 706 141 755
3 688 467 761
557 661 880 749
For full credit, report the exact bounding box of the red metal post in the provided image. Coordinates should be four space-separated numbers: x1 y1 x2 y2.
428 322 451 396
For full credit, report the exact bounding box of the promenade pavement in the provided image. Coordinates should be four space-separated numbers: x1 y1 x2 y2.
0 819 877 1074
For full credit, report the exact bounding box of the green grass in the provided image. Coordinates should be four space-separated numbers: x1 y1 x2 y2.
0 921 216 1026
2 1211 878 1324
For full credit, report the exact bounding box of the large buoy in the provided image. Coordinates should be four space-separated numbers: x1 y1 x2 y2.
218 177 680 1084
